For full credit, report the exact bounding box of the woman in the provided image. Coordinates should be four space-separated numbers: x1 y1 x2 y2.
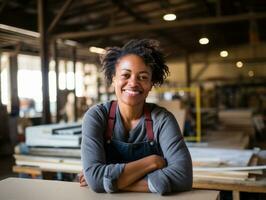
80 39 192 194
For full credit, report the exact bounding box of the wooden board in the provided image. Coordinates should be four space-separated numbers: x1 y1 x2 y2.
0 178 220 200
189 147 254 167
13 154 82 173
156 100 186 134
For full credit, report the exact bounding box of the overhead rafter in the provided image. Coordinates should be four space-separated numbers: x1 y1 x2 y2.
48 0 74 34
55 12 266 40
111 0 149 23
107 0 187 52
62 1 111 21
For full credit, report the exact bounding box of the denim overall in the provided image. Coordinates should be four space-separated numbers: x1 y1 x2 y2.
105 101 160 164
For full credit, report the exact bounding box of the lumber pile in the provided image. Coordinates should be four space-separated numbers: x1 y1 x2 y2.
13 142 265 184
190 147 265 182
13 143 81 174
13 154 81 173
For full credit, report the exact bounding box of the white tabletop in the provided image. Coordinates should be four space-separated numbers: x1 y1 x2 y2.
0 178 219 200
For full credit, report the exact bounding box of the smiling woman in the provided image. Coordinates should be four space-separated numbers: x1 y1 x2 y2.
80 39 192 195
112 54 152 108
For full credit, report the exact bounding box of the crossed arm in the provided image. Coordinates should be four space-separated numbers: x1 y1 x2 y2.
80 105 192 194
79 154 166 192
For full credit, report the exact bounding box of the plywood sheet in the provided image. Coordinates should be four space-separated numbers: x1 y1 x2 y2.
157 100 186 134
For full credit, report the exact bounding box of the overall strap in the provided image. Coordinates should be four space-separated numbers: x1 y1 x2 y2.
144 104 154 141
106 100 117 141
105 101 154 141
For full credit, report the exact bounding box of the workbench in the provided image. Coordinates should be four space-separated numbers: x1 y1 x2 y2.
0 178 219 200
193 176 266 200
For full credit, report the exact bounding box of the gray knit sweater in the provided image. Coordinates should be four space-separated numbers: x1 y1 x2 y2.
81 101 192 194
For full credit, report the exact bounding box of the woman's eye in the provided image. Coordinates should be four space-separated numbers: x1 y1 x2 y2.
121 74 130 79
139 76 148 81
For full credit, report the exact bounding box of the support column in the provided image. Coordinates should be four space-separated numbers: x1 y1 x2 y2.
185 53 191 88
9 54 19 146
0 53 2 105
53 41 60 122
9 54 19 117
185 53 192 111
38 0 51 124
72 47 77 121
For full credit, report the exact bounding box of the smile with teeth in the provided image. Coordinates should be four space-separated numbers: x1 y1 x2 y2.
123 89 142 96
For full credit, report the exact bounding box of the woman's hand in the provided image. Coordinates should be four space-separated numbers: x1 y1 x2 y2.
148 154 166 169
117 154 166 190
78 172 88 187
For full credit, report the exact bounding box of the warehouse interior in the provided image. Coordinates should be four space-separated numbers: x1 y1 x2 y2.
0 0 266 200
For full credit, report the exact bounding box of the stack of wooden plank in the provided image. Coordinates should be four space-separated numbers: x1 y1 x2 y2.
190 147 265 182
13 144 266 183
13 143 82 176
13 154 82 174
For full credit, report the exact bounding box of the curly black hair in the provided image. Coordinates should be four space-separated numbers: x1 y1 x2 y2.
101 39 170 86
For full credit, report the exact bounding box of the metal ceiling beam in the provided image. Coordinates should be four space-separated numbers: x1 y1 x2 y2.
111 0 149 23
108 0 186 51
48 0 74 34
55 12 266 39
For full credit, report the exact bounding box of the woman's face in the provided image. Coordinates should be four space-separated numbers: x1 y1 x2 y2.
112 54 152 107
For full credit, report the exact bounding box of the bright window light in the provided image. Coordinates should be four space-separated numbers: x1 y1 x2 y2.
59 61 66 90
75 62 84 97
163 13 176 21
199 37 209 45
18 69 42 102
1 54 9 105
66 61 75 90
17 55 43 109
49 71 56 102
1 68 8 105
220 50 228 57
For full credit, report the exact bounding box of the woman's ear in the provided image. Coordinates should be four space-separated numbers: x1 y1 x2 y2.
111 76 115 86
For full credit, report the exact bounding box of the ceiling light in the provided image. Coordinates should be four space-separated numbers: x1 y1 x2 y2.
199 37 209 45
248 70 254 77
220 50 228 57
236 61 243 68
89 46 106 54
163 13 176 21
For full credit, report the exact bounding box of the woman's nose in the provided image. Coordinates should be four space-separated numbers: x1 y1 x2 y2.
128 75 138 85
